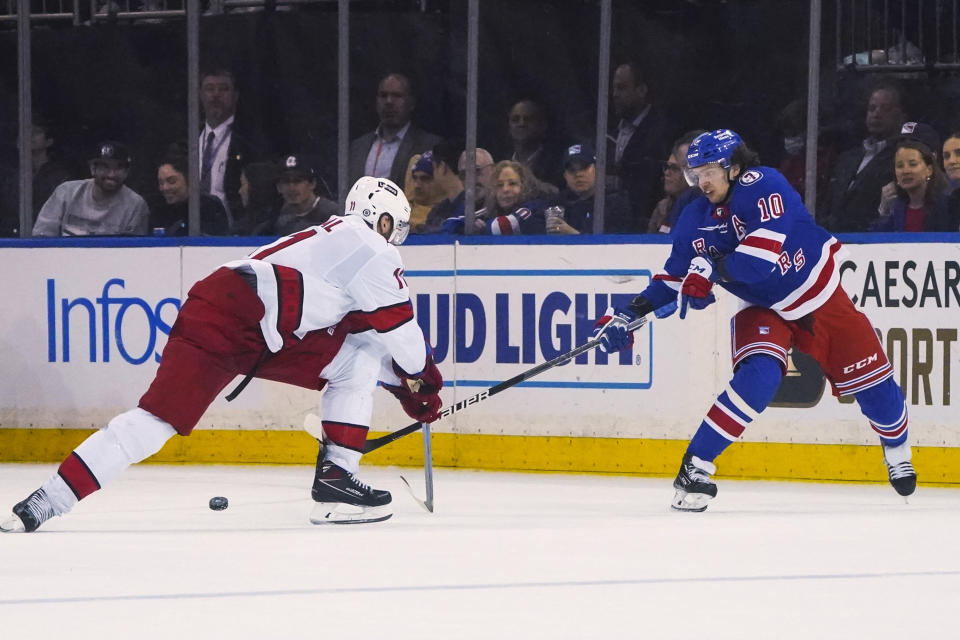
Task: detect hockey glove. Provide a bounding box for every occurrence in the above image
[679,255,718,319]
[382,382,443,423]
[591,306,636,353]
[392,353,444,397]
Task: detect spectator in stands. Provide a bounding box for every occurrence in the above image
[475,160,548,235]
[549,143,631,234]
[457,147,496,209]
[253,155,337,236]
[943,132,960,230]
[439,160,546,235]
[420,139,466,234]
[774,99,836,203]
[647,130,705,234]
[0,120,74,236]
[941,131,960,189]
[199,67,267,233]
[610,61,672,232]
[30,121,74,221]
[506,99,564,190]
[33,141,149,237]
[236,161,280,234]
[820,81,905,231]
[872,137,952,231]
[403,151,445,233]
[152,153,229,236]
[348,73,441,189]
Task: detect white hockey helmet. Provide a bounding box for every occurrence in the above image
[344,176,411,245]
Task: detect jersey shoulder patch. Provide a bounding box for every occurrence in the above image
[738,169,764,186]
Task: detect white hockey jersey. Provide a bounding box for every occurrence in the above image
[221,215,427,375]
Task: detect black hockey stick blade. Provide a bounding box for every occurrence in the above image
[363,315,648,453]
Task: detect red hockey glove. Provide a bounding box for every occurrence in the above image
[382,383,443,423]
[392,353,444,397]
[679,255,717,319]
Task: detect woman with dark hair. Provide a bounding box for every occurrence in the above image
[942,132,960,231]
[152,154,230,236]
[872,139,952,231]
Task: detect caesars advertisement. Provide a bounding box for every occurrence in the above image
[0,239,957,448]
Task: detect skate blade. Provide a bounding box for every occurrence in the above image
[0,514,26,533]
[671,489,712,512]
[309,502,392,525]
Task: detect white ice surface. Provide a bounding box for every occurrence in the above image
[1,463,958,639]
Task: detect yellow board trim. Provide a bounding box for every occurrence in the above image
[1,428,958,486]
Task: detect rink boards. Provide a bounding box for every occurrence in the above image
[0,234,957,484]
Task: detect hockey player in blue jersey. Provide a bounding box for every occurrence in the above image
[594,129,915,511]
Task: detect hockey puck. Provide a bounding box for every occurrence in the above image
[209,496,229,511]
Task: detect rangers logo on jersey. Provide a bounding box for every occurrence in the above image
[739,170,763,185]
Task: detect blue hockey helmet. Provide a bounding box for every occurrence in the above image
[686,129,743,169]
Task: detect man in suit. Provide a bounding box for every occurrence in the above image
[819,81,905,232]
[348,73,441,189]
[506,99,564,190]
[610,61,672,232]
[199,68,268,233]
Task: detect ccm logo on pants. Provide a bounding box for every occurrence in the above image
[842,353,879,375]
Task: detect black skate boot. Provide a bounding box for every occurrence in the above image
[310,460,392,524]
[0,488,55,533]
[671,453,718,512]
[883,443,917,498]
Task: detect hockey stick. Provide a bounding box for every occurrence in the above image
[363,314,649,454]
[400,421,434,512]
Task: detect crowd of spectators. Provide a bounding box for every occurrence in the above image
[3,66,959,240]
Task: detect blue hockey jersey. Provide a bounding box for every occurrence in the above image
[640,166,842,320]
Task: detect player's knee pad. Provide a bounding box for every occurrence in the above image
[108,408,177,462]
[730,354,784,414]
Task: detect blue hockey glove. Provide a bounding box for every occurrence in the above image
[679,255,718,319]
[591,306,637,353]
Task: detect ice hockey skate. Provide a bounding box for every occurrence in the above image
[882,442,917,498]
[671,453,718,512]
[0,488,55,533]
[310,460,392,524]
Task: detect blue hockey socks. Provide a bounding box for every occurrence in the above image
[854,377,908,447]
[687,355,783,462]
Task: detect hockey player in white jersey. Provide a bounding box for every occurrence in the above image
[1,177,443,532]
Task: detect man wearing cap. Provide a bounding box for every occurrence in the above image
[549,143,631,234]
[32,141,149,237]
[420,139,467,233]
[254,155,337,236]
[403,150,444,232]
